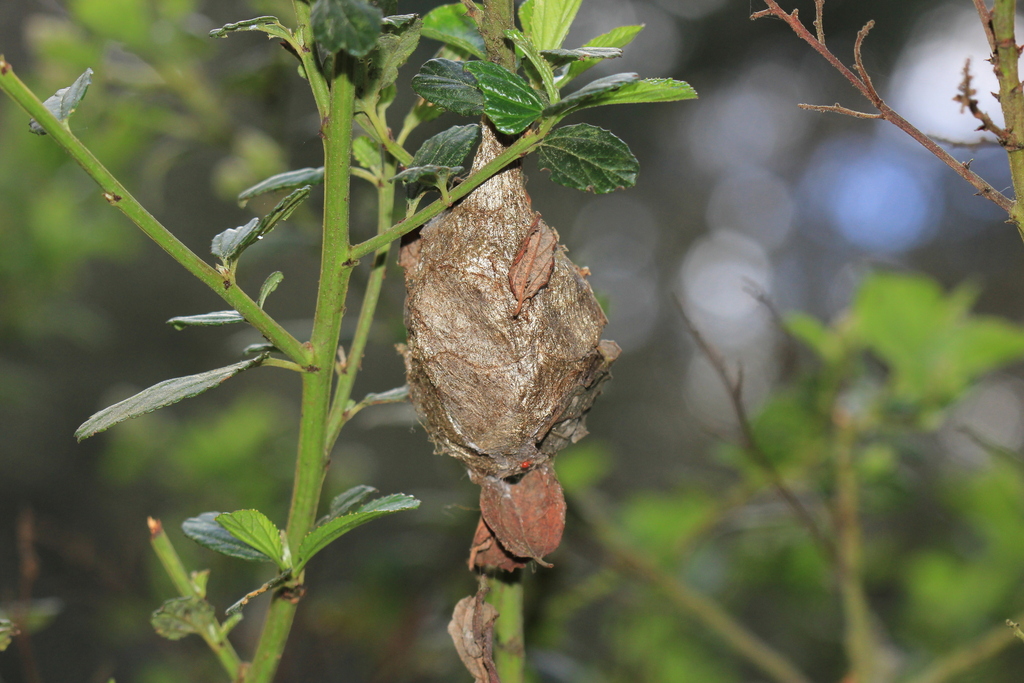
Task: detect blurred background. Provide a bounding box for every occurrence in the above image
[5,0,1024,681]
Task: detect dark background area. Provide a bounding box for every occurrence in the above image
[5,1,1024,681]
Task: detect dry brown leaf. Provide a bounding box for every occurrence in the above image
[469,516,528,572]
[507,214,557,318]
[448,587,500,683]
[479,465,566,565]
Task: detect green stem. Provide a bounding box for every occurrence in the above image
[991,0,1024,235]
[244,54,357,683]
[326,164,397,448]
[486,572,526,683]
[350,126,548,260]
[834,416,874,683]
[148,518,241,680]
[290,0,331,118]
[0,59,309,367]
[361,108,414,166]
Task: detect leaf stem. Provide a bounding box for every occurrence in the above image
[148,518,241,680]
[0,59,309,366]
[290,1,331,118]
[245,53,358,683]
[486,571,526,683]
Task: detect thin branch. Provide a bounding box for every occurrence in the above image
[798,103,882,119]
[751,0,1014,214]
[902,614,1024,683]
[954,58,1009,140]
[853,21,879,102]
[575,494,814,683]
[674,298,837,564]
[813,0,825,44]
[973,0,996,52]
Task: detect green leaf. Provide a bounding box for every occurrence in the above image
[237,167,324,207]
[353,136,382,172]
[405,123,480,197]
[464,60,544,134]
[393,164,462,188]
[411,59,484,116]
[243,342,277,355]
[544,72,639,116]
[209,16,287,39]
[555,442,612,494]
[151,596,215,641]
[311,0,383,57]
[29,68,93,135]
[541,46,622,68]
[75,355,267,441]
[522,0,582,51]
[327,485,379,518]
[0,619,18,652]
[216,510,289,570]
[382,13,416,29]
[564,25,644,84]
[182,512,274,562]
[421,3,486,59]
[166,311,245,330]
[786,312,842,364]
[213,185,311,263]
[506,28,558,97]
[295,492,420,572]
[537,123,638,193]
[357,13,422,104]
[576,77,697,108]
[258,271,284,308]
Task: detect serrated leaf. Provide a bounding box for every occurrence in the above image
[216,510,288,570]
[411,59,484,116]
[544,72,639,116]
[151,596,215,641]
[564,25,644,84]
[213,186,311,263]
[523,0,581,51]
[75,355,267,441]
[209,16,286,39]
[258,271,284,308]
[358,14,422,104]
[353,136,381,171]
[0,619,18,652]
[182,512,274,562]
[577,77,697,108]
[29,68,93,135]
[464,61,544,134]
[295,492,420,572]
[166,311,245,330]
[537,123,638,193]
[328,485,379,518]
[412,123,481,167]
[311,0,383,57]
[541,46,621,68]
[393,164,462,187]
[421,3,486,59]
[237,167,324,206]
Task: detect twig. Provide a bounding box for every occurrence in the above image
[973,0,996,52]
[901,614,1024,683]
[575,493,813,683]
[798,103,881,119]
[674,298,837,563]
[813,0,825,44]
[751,0,1014,213]
[953,58,1009,141]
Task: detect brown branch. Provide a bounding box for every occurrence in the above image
[813,0,825,44]
[798,103,882,119]
[752,0,1014,214]
[674,298,837,564]
[853,21,879,102]
[973,0,997,53]
[954,58,1010,140]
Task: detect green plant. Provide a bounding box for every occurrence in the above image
[0,1,694,681]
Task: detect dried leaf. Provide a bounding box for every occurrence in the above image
[448,588,500,683]
[478,465,566,564]
[468,516,527,572]
[508,214,558,317]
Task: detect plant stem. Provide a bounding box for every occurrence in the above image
[290,0,331,118]
[245,54,357,683]
[833,413,874,683]
[326,163,397,448]
[148,518,241,679]
[486,571,526,683]
[990,0,1024,233]
[0,59,309,366]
